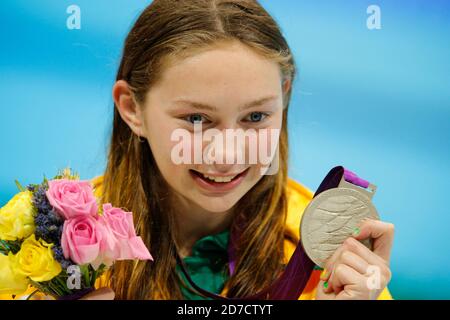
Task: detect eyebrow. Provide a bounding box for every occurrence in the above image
[172,95,279,112]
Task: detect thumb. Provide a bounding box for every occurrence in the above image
[353,219,395,263]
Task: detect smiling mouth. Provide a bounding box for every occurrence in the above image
[189,168,250,183]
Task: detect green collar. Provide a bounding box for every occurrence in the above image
[176,229,230,299]
[189,229,229,257]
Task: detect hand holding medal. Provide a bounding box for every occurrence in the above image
[299,166,394,300]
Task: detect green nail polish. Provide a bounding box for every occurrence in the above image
[323,281,328,289]
[353,227,360,236]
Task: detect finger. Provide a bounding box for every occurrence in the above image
[321,235,378,283]
[339,250,371,275]
[353,219,395,263]
[316,280,337,300]
[342,237,389,268]
[321,246,370,293]
[328,263,365,295]
[320,244,346,282]
[79,287,115,300]
[321,237,359,282]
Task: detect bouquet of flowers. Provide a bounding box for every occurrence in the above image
[0,168,153,299]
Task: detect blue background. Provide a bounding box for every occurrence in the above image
[1,0,449,299]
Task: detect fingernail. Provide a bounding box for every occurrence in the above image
[352,227,360,236]
[323,281,329,289]
[320,269,328,280]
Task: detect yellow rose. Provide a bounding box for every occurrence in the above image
[0,253,28,295]
[11,234,62,282]
[0,191,35,241]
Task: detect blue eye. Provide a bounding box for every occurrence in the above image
[245,112,268,123]
[186,114,207,124]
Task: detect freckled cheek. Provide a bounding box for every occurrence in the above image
[249,129,280,166]
[166,139,191,172]
[242,128,280,181]
[147,127,186,176]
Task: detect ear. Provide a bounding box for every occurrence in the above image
[282,78,292,95]
[112,80,146,137]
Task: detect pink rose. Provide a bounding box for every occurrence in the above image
[101,204,153,261]
[61,215,111,268]
[46,179,98,219]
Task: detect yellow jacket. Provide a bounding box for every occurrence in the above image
[0,176,392,300]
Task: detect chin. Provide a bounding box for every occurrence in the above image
[193,195,239,213]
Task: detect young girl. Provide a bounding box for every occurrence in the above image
[3,0,394,300]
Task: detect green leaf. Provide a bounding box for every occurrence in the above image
[0,240,10,255]
[14,180,25,192]
[79,264,91,288]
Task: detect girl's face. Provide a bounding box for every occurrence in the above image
[139,42,286,213]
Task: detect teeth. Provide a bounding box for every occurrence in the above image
[201,173,237,183]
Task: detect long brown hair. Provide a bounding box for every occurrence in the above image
[101,0,297,299]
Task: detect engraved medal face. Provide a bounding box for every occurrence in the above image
[300,188,379,268]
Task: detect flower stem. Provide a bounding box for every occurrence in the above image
[26,289,40,300]
[55,275,72,296]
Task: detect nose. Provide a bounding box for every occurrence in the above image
[202,130,247,173]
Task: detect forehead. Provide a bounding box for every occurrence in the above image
[148,42,283,104]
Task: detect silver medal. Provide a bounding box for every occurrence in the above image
[300,184,379,268]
